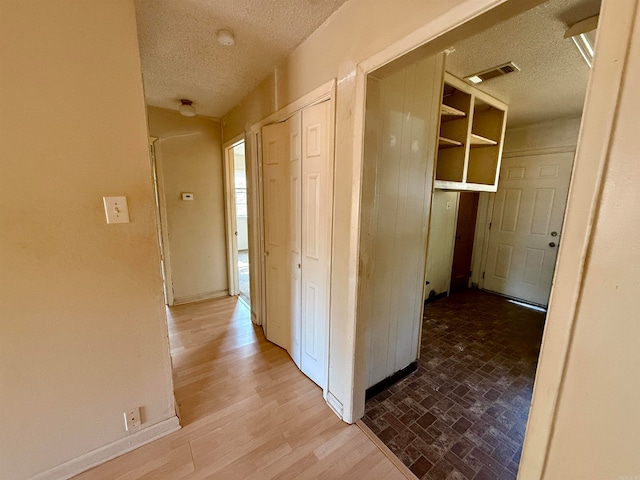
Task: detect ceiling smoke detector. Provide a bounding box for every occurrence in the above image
[217,30,235,46]
[179,99,196,117]
[464,62,521,84]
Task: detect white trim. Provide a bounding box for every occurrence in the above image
[325,391,344,420]
[358,0,512,74]
[250,130,264,326]
[223,133,245,150]
[31,416,180,480]
[152,139,175,306]
[222,139,243,297]
[173,289,229,305]
[249,79,336,133]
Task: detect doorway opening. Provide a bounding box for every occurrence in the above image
[149,137,173,306]
[224,139,251,307]
[357,0,597,477]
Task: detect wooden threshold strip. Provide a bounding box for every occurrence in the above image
[356,420,418,480]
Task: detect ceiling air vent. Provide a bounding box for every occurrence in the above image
[464,62,520,84]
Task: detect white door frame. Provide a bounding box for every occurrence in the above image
[149,137,174,307]
[346,1,632,479]
[223,135,245,297]
[249,79,336,397]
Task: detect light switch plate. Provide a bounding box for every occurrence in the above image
[103,196,130,224]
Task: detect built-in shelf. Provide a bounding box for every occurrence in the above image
[435,72,508,192]
[438,136,463,148]
[469,133,498,146]
[440,104,466,119]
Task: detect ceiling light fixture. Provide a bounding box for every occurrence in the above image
[565,15,599,68]
[179,99,196,117]
[217,30,235,46]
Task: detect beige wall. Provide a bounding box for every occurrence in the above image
[0,2,176,479]
[147,107,227,304]
[503,116,582,154]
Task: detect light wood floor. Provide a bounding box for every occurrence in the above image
[74,296,407,479]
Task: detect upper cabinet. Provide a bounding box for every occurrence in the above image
[435,73,508,192]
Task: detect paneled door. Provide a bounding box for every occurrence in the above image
[299,101,332,388]
[261,101,332,390]
[261,112,301,353]
[482,152,574,306]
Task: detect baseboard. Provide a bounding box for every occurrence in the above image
[325,391,344,420]
[31,415,181,480]
[356,420,418,480]
[424,291,447,305]
[365,361,418,401]
[173,289,228,305]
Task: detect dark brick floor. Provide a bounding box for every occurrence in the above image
[363,289,546,480]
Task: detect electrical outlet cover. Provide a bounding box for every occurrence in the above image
[124,407,141,432]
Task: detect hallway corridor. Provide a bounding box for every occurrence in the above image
[75,297,406,479]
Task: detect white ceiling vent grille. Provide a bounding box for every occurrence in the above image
[464,62,520,84]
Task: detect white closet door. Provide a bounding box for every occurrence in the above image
[300,101,332,389]
[483,152,574,306]
[289,115,303,368]
[261,112,301,353]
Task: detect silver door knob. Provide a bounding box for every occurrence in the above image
[549,242,556,248]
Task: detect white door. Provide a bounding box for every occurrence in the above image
[261,112,301,352]
[299,101,332,388]
[483,152,574,306]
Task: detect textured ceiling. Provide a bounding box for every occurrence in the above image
[134,0,349,118]
[446,0,600,126]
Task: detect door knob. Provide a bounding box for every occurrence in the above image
[549,242,556,248]
[297,263,301,269]
[265,251,269,256]
[551,231,558,237]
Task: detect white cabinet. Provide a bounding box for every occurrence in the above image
[435,73,508,192]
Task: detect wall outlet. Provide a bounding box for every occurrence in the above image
[123,407,141,432]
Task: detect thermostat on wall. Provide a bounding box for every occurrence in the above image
[182,193,194,201]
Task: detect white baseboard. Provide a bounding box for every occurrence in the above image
[325,391,344,420]
[31,416,180,480]
[173,289,228,305]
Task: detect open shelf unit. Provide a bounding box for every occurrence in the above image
[434,72,508,192]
